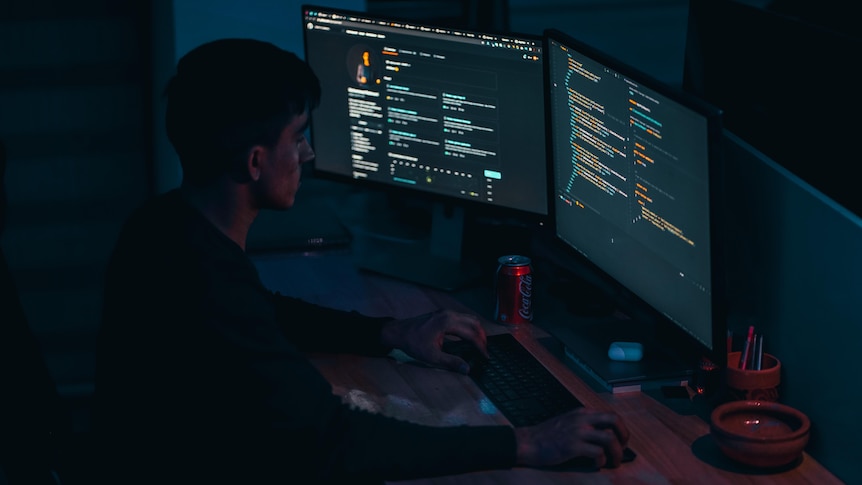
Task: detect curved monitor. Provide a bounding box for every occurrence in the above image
[302,5,548,290]
[544,28,727,374]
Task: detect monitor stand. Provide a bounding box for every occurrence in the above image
[548,276,616,317]
[339,192,482,291]
[543,312,694,393]
[541,272,693,392]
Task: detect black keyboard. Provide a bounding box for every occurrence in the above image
[442,332,583,427]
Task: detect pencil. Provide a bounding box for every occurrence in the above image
[739,325,754,369]
[755,334,764,370]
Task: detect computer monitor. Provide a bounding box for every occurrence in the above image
[683,0,862,218]
[301,5,549,290]
[543,28,727,382]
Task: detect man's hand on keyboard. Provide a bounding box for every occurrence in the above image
[513,407,631,469]
[380,309,488,374]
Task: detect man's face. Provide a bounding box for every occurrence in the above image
[254,111,314,210]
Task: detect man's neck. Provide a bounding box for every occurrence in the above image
[180,180,258,251]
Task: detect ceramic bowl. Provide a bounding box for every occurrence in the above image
[710,400,810,468]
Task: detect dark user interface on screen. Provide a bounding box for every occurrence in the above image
[303,7,548,216]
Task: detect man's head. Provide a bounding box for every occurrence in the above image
[164,38,321,192]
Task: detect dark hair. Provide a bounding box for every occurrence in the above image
[164,38,321,186]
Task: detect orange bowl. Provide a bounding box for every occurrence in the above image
[710,400,810,468]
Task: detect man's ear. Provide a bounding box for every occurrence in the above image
[245,145,265,182]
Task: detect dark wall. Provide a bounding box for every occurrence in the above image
[0,1,152,403]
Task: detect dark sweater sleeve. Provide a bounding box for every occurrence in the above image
[322,407,517,482]
[270,291,394,355]
[94,192,518,483]
[205,287,517,482]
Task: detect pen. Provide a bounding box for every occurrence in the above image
[755,334,764,370]
[739,325,754,370]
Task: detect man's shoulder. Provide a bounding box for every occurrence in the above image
[118,190,197,241]
[110,189,196,262]
[126,189,186,227]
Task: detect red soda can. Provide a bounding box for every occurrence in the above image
[494,255,533,324]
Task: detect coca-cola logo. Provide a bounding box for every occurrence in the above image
[518,274,533,320]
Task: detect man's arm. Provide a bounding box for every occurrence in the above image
[270,291,394,355]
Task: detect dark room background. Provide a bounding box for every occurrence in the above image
[0,0,694,411]
[2,1,859,483]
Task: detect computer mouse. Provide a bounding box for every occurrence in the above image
[608,341,643,362]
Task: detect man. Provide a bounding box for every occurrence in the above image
[92,38,629,484]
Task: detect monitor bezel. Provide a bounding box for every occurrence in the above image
[542,27,728,367]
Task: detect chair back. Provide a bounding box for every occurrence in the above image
[0,140,70,484]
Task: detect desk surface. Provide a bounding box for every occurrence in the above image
[253,248,841,485]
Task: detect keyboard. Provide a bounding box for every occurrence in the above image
[443,332,638,466]
[442,332,583,427]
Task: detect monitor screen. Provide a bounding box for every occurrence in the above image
[544,28,726,372]
[301,5,549,290]
[683,0,862,218]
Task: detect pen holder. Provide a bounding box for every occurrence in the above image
[725,351,781,402]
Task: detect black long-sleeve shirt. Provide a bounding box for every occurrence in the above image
[91,190,515,484]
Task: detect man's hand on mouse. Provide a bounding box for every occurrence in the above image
[380,309,488,374]
[514,407,631,468]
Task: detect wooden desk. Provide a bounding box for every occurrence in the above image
[253,249,841,485]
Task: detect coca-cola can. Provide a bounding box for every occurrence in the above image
[494,255,533,324]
